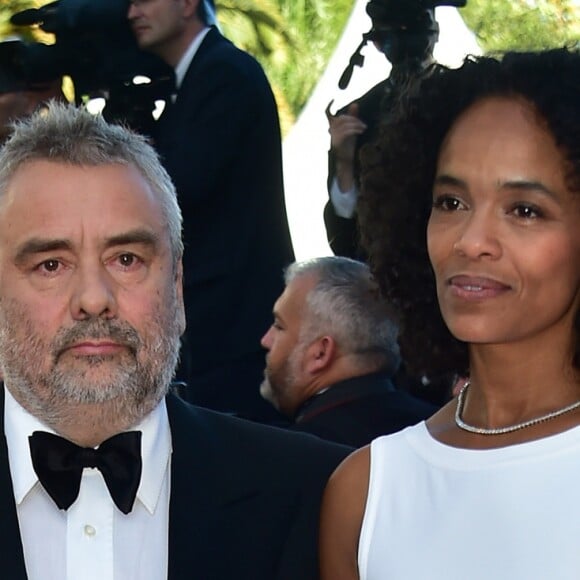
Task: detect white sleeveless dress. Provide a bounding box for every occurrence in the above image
[358,422,580,579]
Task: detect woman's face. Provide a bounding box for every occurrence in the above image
[427,96,580,347]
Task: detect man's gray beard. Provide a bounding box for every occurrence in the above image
[0,299,182,431]
[260,344,304,413]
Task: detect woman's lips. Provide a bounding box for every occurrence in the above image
[447,275,511,300]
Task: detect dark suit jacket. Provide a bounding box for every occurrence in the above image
[153,28,295,373]
[291,372,438,448]
[0,390,350,579]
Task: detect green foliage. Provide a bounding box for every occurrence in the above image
[266,0,354,118]
[460,0,580,52]
[217,0,355,131]
[217,0,292,58]
[0,0,39,39]
[1,0,58,45]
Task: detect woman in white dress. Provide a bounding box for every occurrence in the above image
[320,47,580,580]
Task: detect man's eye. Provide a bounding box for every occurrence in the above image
[31,259,65,278]
[39,259,60,272]
[118,253,138,267]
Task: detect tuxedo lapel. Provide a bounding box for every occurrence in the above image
[156,27,223,133]
[0,388,29,579]
[176,26,223,95]
[166,394,223,578]
[165,395,289,580]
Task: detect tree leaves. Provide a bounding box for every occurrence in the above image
[460,0,579,52]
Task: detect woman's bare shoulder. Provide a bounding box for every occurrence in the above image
[319,446,371,580]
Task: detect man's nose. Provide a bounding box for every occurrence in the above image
[127,2,141,20]
[70,263,117,321]
[261,327,273,350]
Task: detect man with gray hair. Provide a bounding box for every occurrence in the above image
[261,256,437,447]
[0,102,348,579]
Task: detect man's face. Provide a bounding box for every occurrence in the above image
[0,160,185,434]
[371,27,436,66]
[128,0,199,66]
[260,275,316,417]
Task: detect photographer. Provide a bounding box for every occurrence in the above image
[324,0,445,259]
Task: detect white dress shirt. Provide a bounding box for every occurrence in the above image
[174,27,211,90]
[4,386,172,580]
[329,177,358,218]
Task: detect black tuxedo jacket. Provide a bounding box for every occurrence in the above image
[0,390,350,579]
[153,28,295,373]
[291,372,438,448]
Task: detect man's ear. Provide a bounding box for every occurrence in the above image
[175,259,186,336]
[305,335,336,374]
[182,0,199,19]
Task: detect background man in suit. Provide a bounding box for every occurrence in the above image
[260,257,437,447]
[127,0,294,423]
[0,102,348,579]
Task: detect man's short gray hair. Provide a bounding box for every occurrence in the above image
[285,256,401,375]
[0,101,183,263]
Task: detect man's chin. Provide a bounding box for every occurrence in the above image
[51,360,137,398]
[260,377,281,407]
[259,378,271,400]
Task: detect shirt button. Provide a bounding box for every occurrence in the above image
[84,525,96,537]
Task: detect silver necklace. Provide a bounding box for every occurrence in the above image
[455,381,580,435]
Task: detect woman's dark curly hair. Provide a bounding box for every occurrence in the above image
[358,47,580,378]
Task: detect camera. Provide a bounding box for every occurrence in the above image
[366,0,466,31]
[1,0,174,132]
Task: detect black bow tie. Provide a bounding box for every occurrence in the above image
[29,430,142,514]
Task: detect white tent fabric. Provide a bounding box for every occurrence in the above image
[282,2,482,260]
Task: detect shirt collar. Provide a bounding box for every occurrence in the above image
[4,385,172,514]
[174,26,211,89]
[294,372,396,422]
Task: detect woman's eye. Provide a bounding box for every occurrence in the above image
[511,203,543,219]
[432,195,464,211]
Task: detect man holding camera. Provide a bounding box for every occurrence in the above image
[127,0,294,423]
[324,0,443,259]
